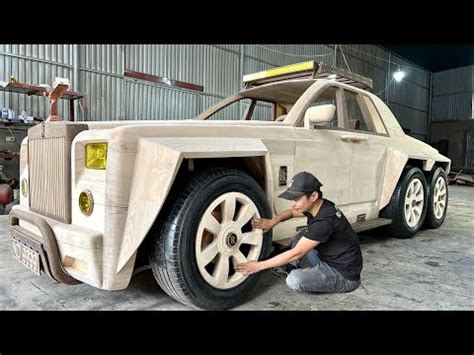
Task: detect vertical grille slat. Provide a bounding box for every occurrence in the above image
[27,122,88,224]
[29,137,71,223]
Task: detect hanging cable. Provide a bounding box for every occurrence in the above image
[337,44,352,71]
[255,44,336,59]
[255,44,427,78]
[374,65,400,96]
[339,44,428,73]
[78,99,85,121]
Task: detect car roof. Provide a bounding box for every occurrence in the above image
[240,79,317,104]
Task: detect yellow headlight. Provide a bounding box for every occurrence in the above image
[86,143,108,170]
[79,190,94,216]
[21,178,28,198]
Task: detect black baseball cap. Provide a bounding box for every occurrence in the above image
[278,171,323,200]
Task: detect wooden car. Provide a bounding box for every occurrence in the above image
[10,61,450,309]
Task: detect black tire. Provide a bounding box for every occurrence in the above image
[381,167,428,238]
[424,167,448,229]
[149,168,272,310]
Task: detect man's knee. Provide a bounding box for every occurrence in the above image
[285,267,335,293]
[318,272,327,282]
[343,280,361,293]
[285,270,302,291]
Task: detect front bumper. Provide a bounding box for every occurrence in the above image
[10,205,103,287]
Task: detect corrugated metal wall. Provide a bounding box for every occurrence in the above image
[1,44,435,141]
[79,45,124,121]
[125,81,201,120]
[245,44,334,68]
[432,65,473,122]
[0,45,72,119]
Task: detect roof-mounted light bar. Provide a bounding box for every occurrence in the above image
[243,61,373,91]
[243,61,315,84]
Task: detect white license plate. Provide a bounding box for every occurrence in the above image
[12,239,41,275]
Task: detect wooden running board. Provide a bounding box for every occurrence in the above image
[351,218,392,233]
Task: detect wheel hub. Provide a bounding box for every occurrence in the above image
[218,223,241,253]
[433,176,447,219]
[226,233,238,247]
[195,192,264,290]
[404,177,425,228]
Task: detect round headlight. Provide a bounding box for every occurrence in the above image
[79,190,94,216]
[21,178,28,198]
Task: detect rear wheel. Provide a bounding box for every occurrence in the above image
[381,167,428,238]
[424,167,448,229]
[149,168,272,310]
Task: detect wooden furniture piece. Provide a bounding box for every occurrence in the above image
[0,82,87,121]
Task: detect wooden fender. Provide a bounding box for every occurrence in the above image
[378,147,409,210]
[116,137,268,272]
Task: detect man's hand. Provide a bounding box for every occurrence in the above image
[235,261,262,276]
[251,217,277,232]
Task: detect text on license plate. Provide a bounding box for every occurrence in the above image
[12,239,41,275]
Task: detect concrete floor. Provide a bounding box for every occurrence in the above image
[1,185,472,310]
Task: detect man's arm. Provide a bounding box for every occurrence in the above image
[252,208,305,231]
[235,237,320,275]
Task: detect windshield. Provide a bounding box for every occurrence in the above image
[194,79,316,121]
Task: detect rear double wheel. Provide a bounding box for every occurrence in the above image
[382,167,428,238]
[424,167,448,229]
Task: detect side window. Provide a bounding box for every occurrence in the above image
[360,95,387,134]
[208,99,274,121]
[300,86,338,128]
[207,99,251,120]
[344,90,387,134]
[344,90,372,132]
[246,100,274,121]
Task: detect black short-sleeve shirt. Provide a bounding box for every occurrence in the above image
[302,199,363,281]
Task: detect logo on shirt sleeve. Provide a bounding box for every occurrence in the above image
[296,225,308,232]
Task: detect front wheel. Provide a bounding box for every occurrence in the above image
[149,168,272,310]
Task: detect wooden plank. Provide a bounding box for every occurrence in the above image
[0,120,37,127]
[0,153,19,159]
[124,69,204,92]
[0,82,84,100]
[456,173,474,184]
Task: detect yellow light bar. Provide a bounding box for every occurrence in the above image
[243,60,315,83]
[86,143,108,170]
